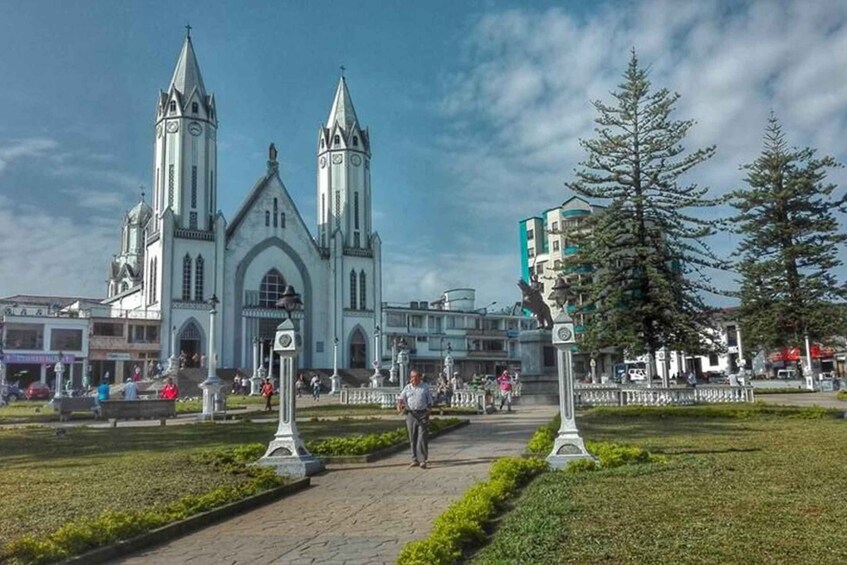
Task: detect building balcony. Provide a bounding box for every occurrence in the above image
[467,350,507,358]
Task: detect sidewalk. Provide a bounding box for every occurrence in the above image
[116,405,557,565]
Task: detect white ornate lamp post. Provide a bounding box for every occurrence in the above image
[590,355,597,384]
[804,330,815,391]
[258,285,325,478]
[397,338,409,390]
[167,324,179,374]
[331,337,342,394]
[250,336,262,395]
[370,324,383,388]
[444,342,454,381]
[53,352,65,401]
[388,337,398,384]
[199,294,223,420]
[546,277,593,470]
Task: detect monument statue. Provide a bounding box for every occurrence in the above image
[518,275,554,329]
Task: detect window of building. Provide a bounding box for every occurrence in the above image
[168,165,174,208]
[93,322,123,337]
[553,240,560,252]
[192,102,198,113]
[194,255,204,301]
[169,101,176,113]
[191,166,197,208]
[210,172,215,213]
[51,329,83,351]
[354,232,360,247]
[333,135,340,145]
[552,221,559,232]
[273,198,278,227]
[182,254,192,300]
[726,325,738,347]
[335,192,341,226]
[128,325,159,344]
[259,269,286,307]
[353,136,359,146]
[5,324,44,350]
[386,312,406,327]
[359,271,366,310]
[527,229,534,240]
[316,341,324,353]
[354,193,360,229]
[265,211,270,226]
[536,263,545,275]
[350,270,357,309]
[189,212,197,229]
[321,139,325,148]
[409,315,423,328]
[152,259,158,304]
[709,353,719,366]
[528,248,535,258]
[280,213,285,228]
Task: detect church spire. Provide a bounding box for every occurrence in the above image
[326,72,358,130]
[169,30,207,98]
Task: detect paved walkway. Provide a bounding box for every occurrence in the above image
[756,391,846,410]
[116,405,557,565]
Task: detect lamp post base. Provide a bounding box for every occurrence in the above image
[198,380,224,421]
[546,432,594,470]
[250,376,262,396]
[257,438,325,478]
[370,373,384,388]
[330,373,342,394]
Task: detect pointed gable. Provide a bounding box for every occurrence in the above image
[326,76,358,130]
[169,34,207,99]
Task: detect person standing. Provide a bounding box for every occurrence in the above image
[261,378,274,411]
[310,374,321,401]
[396,370,433,469]
[497,370,514,412]
[122,378,139,400]
[160,377,179,400]
[97,379,110,402]
[687,371,697,388]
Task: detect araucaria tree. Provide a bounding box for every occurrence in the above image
[730,114,847,352]
[565,51,725,367]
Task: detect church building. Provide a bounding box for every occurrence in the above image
[105,31,383,372]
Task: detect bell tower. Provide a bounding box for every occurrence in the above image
[316,73,372,249]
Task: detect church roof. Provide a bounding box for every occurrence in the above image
[326,76,358,130]
[169,33,207,98]
[127,198,152,224]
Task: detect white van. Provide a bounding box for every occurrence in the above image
[776,369,797,379]
[627,368,647,381]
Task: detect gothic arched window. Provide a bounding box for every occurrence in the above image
[273,198,278,228]
[192,102,199,113]
[359,271,367,310]
[350,270,357,310]
[259,269,286,308]
[265,211,270,227]
[280,213,286,228]
[194,255,204,301]
[169,101,176,113]
[333,135,340,146]
[182,254,192,300]
[353,136,359,146]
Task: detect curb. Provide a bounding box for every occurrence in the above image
[61,478,311,564]
[319,419,471,464]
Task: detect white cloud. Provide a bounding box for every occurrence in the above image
[0,138,59,174]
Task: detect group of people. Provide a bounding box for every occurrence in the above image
[295,374,323,400]
[231,375,253,395]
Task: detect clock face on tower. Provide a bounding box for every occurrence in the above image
[331,154,343,165]
[351,154,362,166]
[166,121,179,134]
[278,334,292,348]
[188,122,203,136]
[319,156,327,168]
[557,326,573,341]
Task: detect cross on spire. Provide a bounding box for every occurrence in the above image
[340,65,346,78]
[185,23,192,38]
[139,185,145,203]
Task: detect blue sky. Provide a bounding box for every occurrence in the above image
[0,0,846,309]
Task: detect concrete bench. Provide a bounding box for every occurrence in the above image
[53,397,98,421]
[99,399,177,423]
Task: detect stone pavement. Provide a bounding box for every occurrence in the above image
[116,405,557,565]
[755,391,846,410]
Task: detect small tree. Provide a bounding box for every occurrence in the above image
[564,51,726,370]
[730,114,847,352]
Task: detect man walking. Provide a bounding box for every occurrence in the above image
[497,370,514,412]
[397,370,433,469]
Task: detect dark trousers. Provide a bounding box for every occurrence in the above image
[405,410,429,463]
[264,395,272,411]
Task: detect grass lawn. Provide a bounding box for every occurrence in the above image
[472,406,847,564]
[0,417,404,548]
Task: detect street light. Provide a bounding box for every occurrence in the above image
[444,342,454,382]
[53,352,65,401]
[397,337,409,389]
[258,284,324,478]
[250,336,262,395]
[331,336,341,393]
[546,277,593,470]
[199,294,223,420]
[370,324,383,388]
[388,336,398,384]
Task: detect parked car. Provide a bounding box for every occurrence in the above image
[1,382,23,403]
[627,368,647,381]
[24,381,52,400]
[776,369,797,380]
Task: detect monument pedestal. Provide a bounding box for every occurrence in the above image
[518,329,559,404]
[257,439,325,478]
[547,432,593,469]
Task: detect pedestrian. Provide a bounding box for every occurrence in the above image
[296,374,305,398]
[396,370,433,469]
[133,364,142,382]
[97,378,110,402]
[160,376,179,400]
[232,375,241,395]
[261,378,274,411]
[450,371,462,391]
[122,378,138,400]
[497,370,514,412]
[687,371,697,388]
[310,374,321,401]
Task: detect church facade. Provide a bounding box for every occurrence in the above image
[105,32,382,372]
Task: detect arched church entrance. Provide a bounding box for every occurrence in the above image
[349,329,366,369]
[179,321,202,368]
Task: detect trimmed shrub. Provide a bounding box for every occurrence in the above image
[305,418,460,456]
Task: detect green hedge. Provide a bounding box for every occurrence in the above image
[305,418,460,456]
[1,445,286,565]
[396,457,548,565]
[837,390,847,402]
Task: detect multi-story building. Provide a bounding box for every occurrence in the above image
[381,289,534,379]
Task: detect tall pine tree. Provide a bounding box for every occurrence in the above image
[564,51,725,368]
[730,114,847,352]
